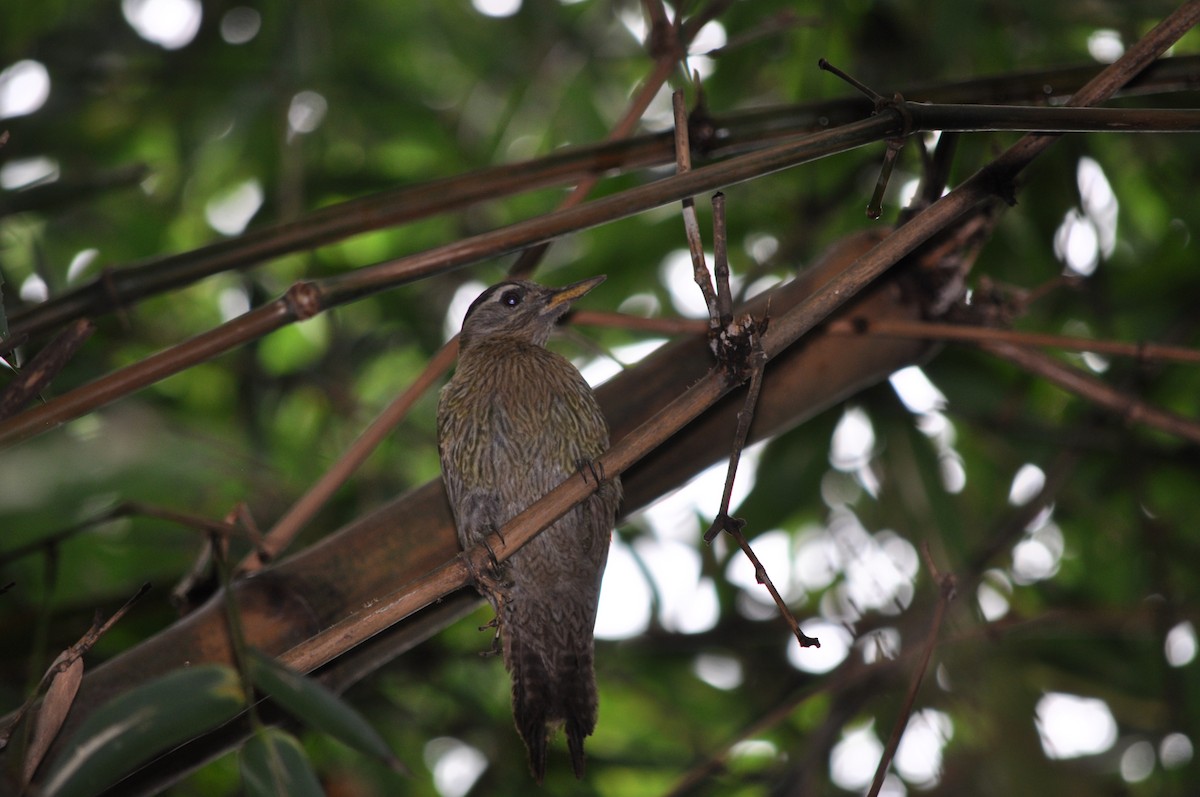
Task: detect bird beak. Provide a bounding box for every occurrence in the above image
[541,275,606,315]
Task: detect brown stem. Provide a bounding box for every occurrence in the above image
[508,47,680,279]
[0,319,94,421]
[673,89,720,330]
[569,309,708,335]
[239,340,459,573]
[981,340,1200,446]
[0,501,241,567]
[866,546,956,797]
[711,192,733,329]
[6,56,1199,345]
[829,318,1200,365]
[703,354,764,547]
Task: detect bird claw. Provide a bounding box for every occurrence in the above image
[481,535,502,568]
[477,616,504,656]
[464,534,510,604]
[576,458,605,485]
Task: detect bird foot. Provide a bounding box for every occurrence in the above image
[477,616,504,656]
[463,535,510,606]
[576,458,605,485]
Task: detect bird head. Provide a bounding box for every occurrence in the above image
[458,276,605,348]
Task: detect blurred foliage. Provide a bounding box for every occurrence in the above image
[3,0,1200,795]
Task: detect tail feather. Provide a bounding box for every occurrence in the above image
[510,634,551,782]
[508,632,598,781]
[565,713,588,779]
[563,650,596,778]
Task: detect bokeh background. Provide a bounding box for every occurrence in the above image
[3,1,1200,795]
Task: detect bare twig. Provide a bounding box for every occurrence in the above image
[732,527,820,644]
[818,58,887,104]
[672,89,720,330]
[0,501,241,567]
[866,545,956,797]
[6,57,1200,345]
[0,319,94,421]
[829,317,1200,365]
[711,192,733,329]
[1,583,150,754]
[239,340,459,573]
[568,309,708,335]
[981,340,1200,446]
[508,11,683,279]
[672,128,807,641]
[703,356,766,548]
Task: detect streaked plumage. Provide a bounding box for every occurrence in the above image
[437,277,620,782]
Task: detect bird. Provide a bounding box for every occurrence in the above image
[437,275,621,782]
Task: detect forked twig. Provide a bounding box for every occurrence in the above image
[819,58,913,218]
[674,88,816,648]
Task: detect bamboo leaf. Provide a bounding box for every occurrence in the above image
[240,727,323,797]
[40,665,245,797]
[248,649,405,772]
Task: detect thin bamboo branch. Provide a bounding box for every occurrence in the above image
[279,42,1197,671]
[0,287,311,446]
[0,319,93,420]
[237,340,460,573]
[866,548,956,797]
[569,309,708,335]
[508,27,682,279]
[6,57,1200,343]
[672,89,720,330]
[981,340,1200,446]
[0,501,242,566]
[0,112,901,447]
[8,94,1200,446]
[827,318,1200,365]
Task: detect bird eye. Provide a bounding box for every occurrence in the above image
[500,288,522,307]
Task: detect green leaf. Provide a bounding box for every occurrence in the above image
[247,650,404,771]
[40,664,246,797]
[240,727,324,797]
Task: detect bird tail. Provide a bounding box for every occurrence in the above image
[507,628,597,782]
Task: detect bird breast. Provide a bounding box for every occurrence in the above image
[440,340,608,499]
